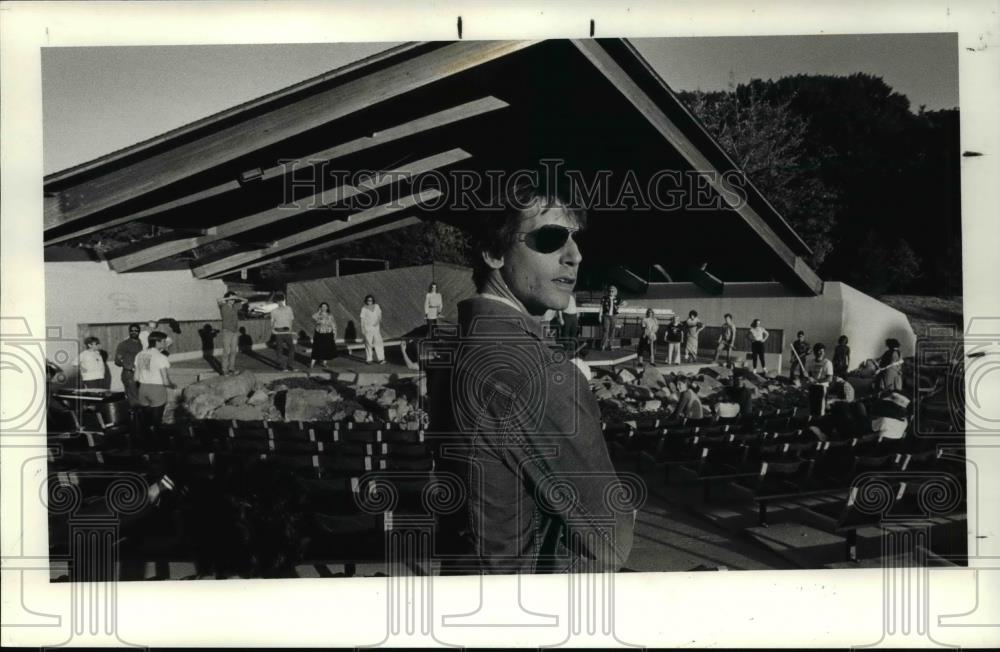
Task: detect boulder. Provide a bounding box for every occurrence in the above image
[638,365,667,388]
[641,399,662,412]
[356,372,391,387]
[212,404,266,421]
[376,388,397,406]
[285,389,335,422]
[186,392,227,419]
[227,393,248,406]
[247,389,270,406]
[625,384,654,401]
[609,383,627,398]
[696,375,723,394]
[183,372,258,403]
[594,386,614,401]
[616,369,636,384]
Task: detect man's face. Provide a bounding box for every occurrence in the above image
[497,205,582,315]
[609,286,617,297]
[129,328,140,339]
[815,349,825,360]
[797,334,805,341]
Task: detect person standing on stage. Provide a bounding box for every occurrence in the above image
[638,308,659,364]
[269,292,296,371]
[217,291,247,376]
[599,285,626,351]
[713,313,736,366]
[747,318,769,373]
[424,282,444,332]
[682,310,704,363]
[309,301,337,372]
[664,314,683,365]
[360,294,386,365]
[114,324,143,405]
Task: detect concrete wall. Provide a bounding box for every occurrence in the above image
[45,261,228,388]
[604,281,915,374]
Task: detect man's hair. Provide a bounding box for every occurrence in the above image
[838,335,849,345]
[797,330,805,337]
[723,313,733,320]
[885,338,900,349]
[274,292,286,302]
[689,310,698,318]
[147,331,168,348]
[83,336,100,347]
[813,343,826,355]
[467,178,586,291]
[224,291,236,298]
[128,323,141,331]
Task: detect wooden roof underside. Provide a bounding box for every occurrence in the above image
[43,39,822,295]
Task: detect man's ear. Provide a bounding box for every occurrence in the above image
[481,249,504,271]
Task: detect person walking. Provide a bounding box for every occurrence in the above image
[664,315,683,365]
[747,318,769,373]
[424,282,444,332]
[269,292,296,371]
[114,324,143,405]
[713,313,736,366]
[682,310,704,363]
[599,285,626,351]
[217,291,247,376]
[309,302,337,372]
[360,294,386,364]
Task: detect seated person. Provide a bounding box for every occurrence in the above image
[673,379,704,420]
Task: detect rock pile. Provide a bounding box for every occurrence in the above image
[590,364,811,422]
[179,372,427,428]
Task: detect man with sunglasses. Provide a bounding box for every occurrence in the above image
[429,182,635,575]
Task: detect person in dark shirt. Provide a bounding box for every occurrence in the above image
[790,330,810,382]
[429,180,635,574]
[664,315,683,365]
[114,324,143,405]
[833,335,851,379]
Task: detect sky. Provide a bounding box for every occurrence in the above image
[41,34,958,176]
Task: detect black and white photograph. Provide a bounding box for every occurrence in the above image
[2,1,998,649]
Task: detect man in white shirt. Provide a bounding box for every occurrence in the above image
[269,292,296,371]
[806,343,834,416]
[135,331,176,437]
[78,336,106,389]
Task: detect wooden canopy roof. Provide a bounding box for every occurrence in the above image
[43,39,823,295]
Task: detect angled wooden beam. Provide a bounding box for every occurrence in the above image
[571,39,823,296]
[203,216,423,280]
[45,181,241,246]
[689,264,724,295]
[107,148,471,272]
[44,96,508,246]
[44,41,536,231]
[193,190,439,278]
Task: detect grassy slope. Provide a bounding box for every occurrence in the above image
[879,295,963,338]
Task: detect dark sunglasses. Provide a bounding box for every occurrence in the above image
[515,225,583,254]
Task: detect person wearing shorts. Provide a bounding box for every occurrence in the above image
[135,331,176,440]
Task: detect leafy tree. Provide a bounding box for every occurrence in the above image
[678,85,839,268]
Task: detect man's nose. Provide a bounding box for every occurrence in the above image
[561,236,582,266]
